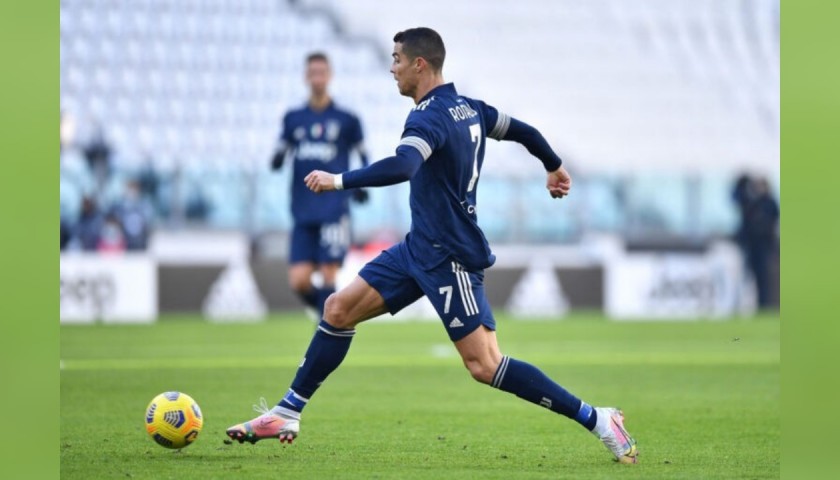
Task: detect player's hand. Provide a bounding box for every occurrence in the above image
[546,166,572,199]
[270,150,285,171]
[351,189,369,204]
[304,170,336,193]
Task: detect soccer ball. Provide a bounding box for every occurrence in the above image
[144,391,203,449]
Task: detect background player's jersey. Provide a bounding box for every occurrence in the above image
[398,83,510,271]
[280,102,364,224]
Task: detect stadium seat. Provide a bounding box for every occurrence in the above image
[60,0,778,241]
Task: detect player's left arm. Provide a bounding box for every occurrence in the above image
[350,115,371,203]
[270,112,295,171]
[479,101,571,198]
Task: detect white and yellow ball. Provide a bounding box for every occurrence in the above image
[144,392,203,449]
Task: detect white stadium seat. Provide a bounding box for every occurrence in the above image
[60,0,778,239]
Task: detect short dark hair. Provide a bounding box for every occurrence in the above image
[306,52,329,65]
[393,28,446,72]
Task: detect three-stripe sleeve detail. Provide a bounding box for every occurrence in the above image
[399,136,433,160]
[488,112,511,140]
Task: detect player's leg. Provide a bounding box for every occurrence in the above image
[226,243,424,445]
[309,215,351,316]
[454,326,637,463]
[280,243,423,410]
[225,275,385,445]
[288,224,321,316]
[288,262,318,314]
[417,262,591,419]
[454,325,594,421]
[278,275,389,410]
[749,245,771,308]
[313,261,341,319]
[418,261,638,463]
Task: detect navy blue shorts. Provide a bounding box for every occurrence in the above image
[289,216,350,265]
[358,241,496,342]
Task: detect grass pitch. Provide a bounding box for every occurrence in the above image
[60,313,779,479]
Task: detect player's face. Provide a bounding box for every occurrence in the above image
[306,60,331,96]
[390,43,417,99]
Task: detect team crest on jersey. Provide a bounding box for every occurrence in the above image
[326,120,341,141]
[310,123,323,139]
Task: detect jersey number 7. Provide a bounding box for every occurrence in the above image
[467,123,481,192]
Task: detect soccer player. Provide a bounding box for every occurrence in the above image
[270,52,370,318]
[228,28,638,464]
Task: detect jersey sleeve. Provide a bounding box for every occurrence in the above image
[474,100,511,141]
[349,115,364,145]
[471,98,562,171]
[397,108,446,161]
[349,114,369,167]
[279,112,294,147]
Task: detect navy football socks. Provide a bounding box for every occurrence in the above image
[492,356,597,431]
[276,332,599,431]
[278,320,355,414]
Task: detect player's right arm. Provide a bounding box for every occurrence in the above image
[270,113,294,171]
[477,101,571,198]
[304,147,423,193]
[304,109,441,193]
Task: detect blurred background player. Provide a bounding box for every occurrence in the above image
[227,28,638,465]
[269,52,370,319]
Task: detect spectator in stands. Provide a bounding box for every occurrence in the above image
[269,52,370,319]
[110,179,153,250]
[75,196,105,251]
[137,158,168,218]
[742,176,779,309]
[731,172,753,251]
[185,183,211,222]
[97,214,127,254]
[82,122,113,193]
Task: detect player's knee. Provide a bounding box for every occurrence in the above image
[323,293,353,329]
[288,272,311,293]
[463,358,496,385]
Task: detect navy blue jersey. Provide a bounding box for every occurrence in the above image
[280,102,364,224]
[396,83,510,271]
